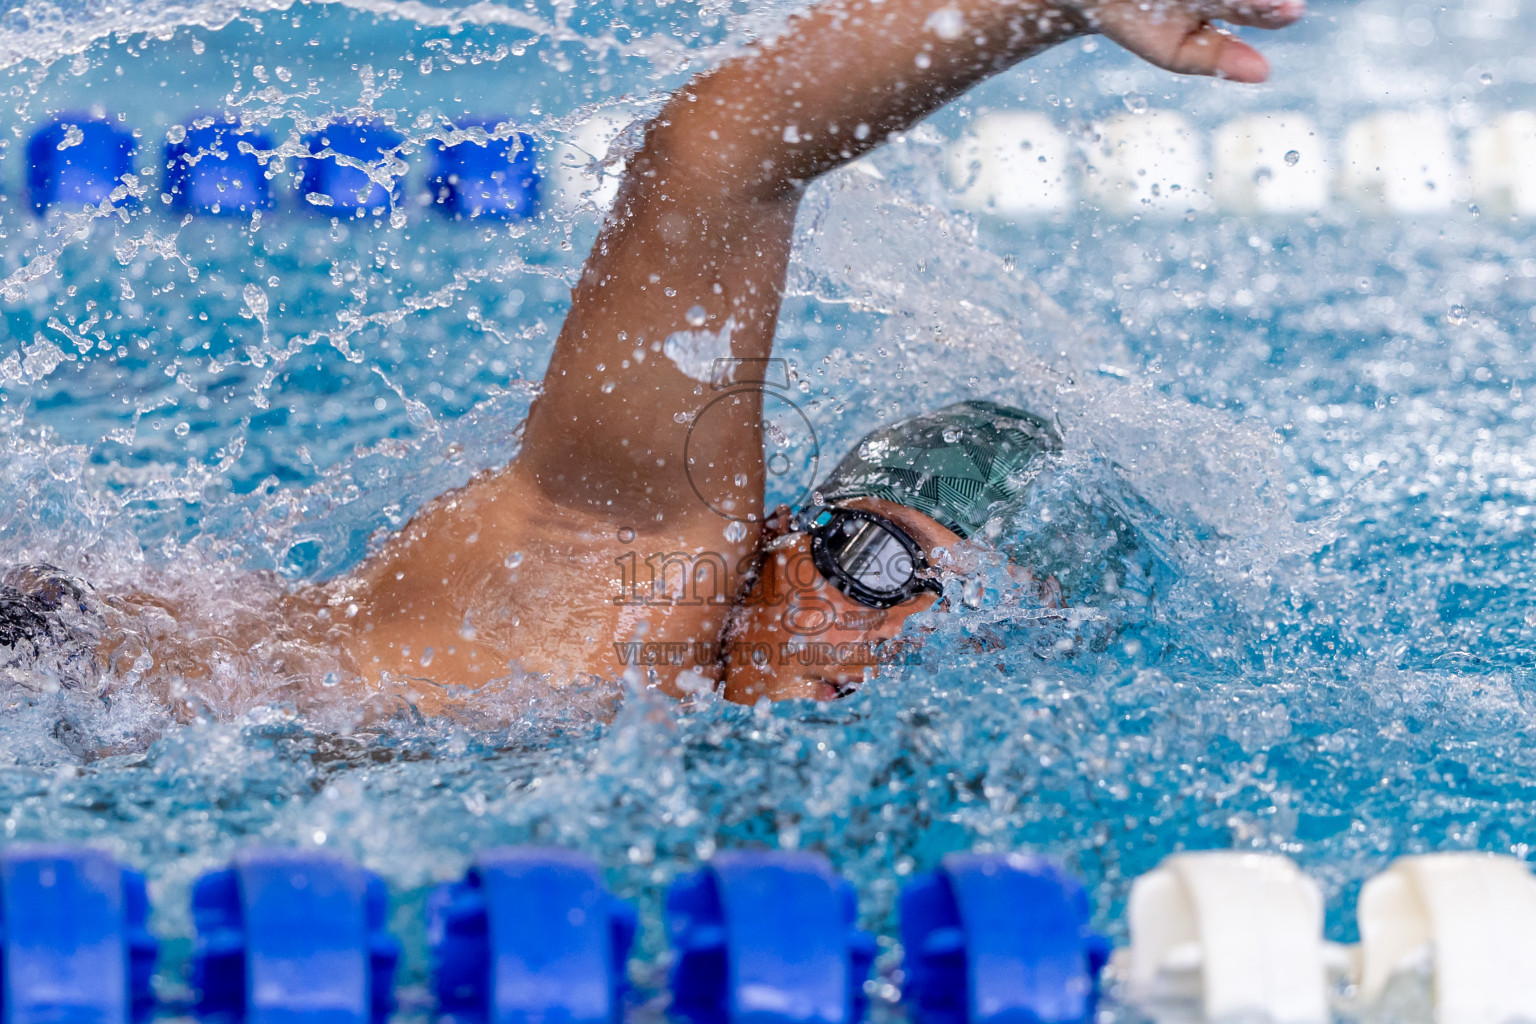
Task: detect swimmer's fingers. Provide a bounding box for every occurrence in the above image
[1075,0,1305,31]
[1082,0,1304,84]
[1198,0,1308,30]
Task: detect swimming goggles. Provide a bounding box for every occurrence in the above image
[791,505,943,610]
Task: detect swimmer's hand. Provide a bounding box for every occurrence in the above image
[1063,0,1305,83]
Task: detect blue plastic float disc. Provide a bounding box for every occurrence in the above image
[26,117,136,214]
[0,845,157,1024]
[190,849,398,1024]
[666,850,876,1024]
[164,118,273,216]
[427,847,635,1024]
[299,122,404,214]
[900,853,1107,1024]
[429,120,539,220]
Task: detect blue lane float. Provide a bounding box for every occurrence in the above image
[299,121,405,214]
[164,118,274,216]
[901,854,1107,1024]
[428,848,636,1024]
[667,850,877,1024]
[26,117,136,214]
[429,120,539,220]
[0,846,157,1024]
[190,849,399,1024]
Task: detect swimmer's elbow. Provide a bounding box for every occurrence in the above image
[635,78,805,204]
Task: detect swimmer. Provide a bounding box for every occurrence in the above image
[4,0,1304,711]
[335,0,1303,707]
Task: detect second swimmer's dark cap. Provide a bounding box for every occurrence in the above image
[817,399,1060,539]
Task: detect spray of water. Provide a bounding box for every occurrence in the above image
[1,0,1534,1017]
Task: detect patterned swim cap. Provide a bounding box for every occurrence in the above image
[818,400,1060,539]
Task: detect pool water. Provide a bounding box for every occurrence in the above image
[2,0,1535,1017]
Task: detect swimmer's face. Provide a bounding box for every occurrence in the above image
[722,497,959,703]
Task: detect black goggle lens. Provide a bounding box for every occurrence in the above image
[824,517,917,596]
[799,506,940,609]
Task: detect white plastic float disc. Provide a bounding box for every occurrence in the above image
[1358,852,1536,1024]
[1128,851,1328,1024]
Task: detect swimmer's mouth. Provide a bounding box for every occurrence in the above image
[810,676,862,702]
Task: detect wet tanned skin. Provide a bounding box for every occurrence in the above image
[332,0,1304,705]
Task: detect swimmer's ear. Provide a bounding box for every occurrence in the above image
[763,504,795,539]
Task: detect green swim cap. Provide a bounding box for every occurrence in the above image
[818,400,1060,539]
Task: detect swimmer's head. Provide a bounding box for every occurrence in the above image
[816,400,1060,539]
[724,401,1060,703]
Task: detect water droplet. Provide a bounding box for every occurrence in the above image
[942,428,962,443]
[322,672,340,688]
[913,52,932,70]
[1122,93,1149,115]
[734,472,749,487]
[1284,150,1301,166]
[166,124,187,145]
[685,304,708,327]
[924,7,964,40]
[1448,304,1469,325]
[242,283,268,322]
[724,521,748,543]
[858,439,890,461]
[504,551,524,570]
[174,421,190,437]
[600,380,616,394]
[420,647,435,667]
[1481,72,1494,85]
[1253,167,1274,186]
[617,527,636,543]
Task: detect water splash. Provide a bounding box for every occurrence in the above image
[1,2,1534,1019]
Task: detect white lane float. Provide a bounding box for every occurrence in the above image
[1339,108,1463,215]
[550,108,638,213]
[1470,111,1536,217]
[1213,113,1331,215]
[945,106,1536,219]
[1122,851,1335,1024]
[1081,111,1209,217]
[948,111,1074,215]
[1358,853,1536,1024]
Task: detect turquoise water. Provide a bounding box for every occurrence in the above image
[2,0,1534,1017]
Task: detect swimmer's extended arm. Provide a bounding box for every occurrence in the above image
[517,0,1304,535]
